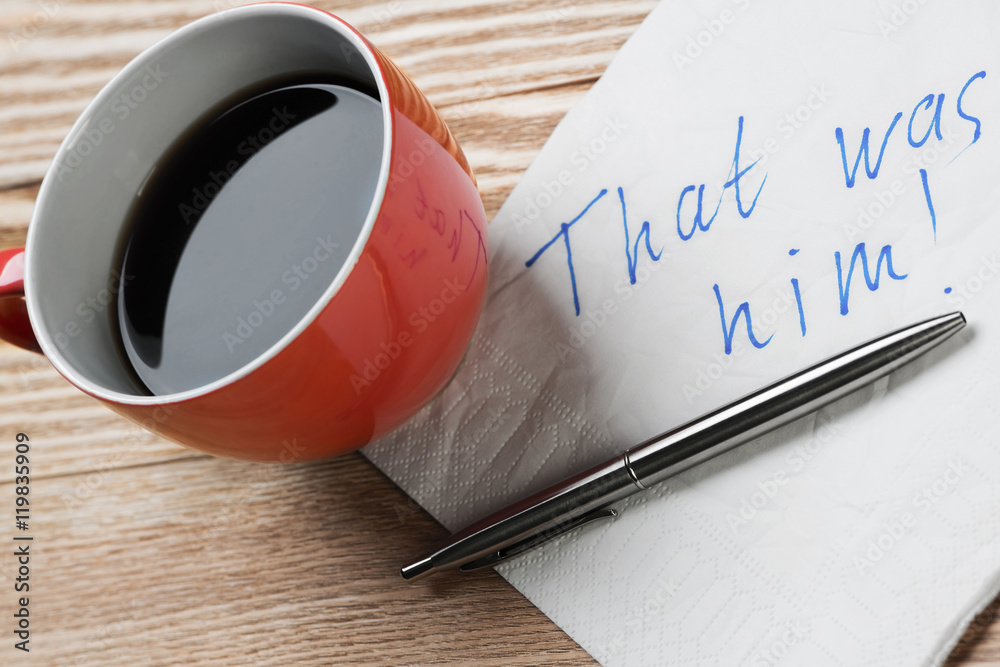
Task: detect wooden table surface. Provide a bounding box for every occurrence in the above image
[1,0,998,664]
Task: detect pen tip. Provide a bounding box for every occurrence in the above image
[400,556,435,581]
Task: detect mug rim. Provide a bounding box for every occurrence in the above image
[24,2,395,406]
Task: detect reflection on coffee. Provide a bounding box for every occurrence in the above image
[115,78,384,395]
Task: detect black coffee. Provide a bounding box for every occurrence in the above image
[115,77,384,395]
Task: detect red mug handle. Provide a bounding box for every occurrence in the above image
[0,248,41,354]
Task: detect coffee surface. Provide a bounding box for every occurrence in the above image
[116,80,384,395]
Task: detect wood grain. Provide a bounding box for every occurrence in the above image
[0,0,997,664]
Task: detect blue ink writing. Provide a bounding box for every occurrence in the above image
[525,189,608,316]
[788,248,805,336]
[676,185,717,241]
[907,93,945,148]
[953,69,987,162]
[713,284,774,354]
[919,168,937,243]
[791,278,806,336]
[676,115,767,240]
[835,112,902,188]
[835,243,908,315]
[726,115,768,219]
[833,70,987,245]
[618,187,662,284]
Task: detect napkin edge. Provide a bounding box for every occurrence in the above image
[928,568,1000,666]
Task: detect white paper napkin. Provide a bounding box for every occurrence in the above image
[364,1,1000,664]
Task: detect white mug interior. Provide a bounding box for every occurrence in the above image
[25,3,392,402]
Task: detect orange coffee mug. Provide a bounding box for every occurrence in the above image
[0,3,488,462]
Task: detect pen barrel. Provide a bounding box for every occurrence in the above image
[626,312,966,488]
[401,312,964,581]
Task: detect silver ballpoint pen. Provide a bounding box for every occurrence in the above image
[401,311,967,581]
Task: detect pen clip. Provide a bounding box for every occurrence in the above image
[458,507,619,572]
